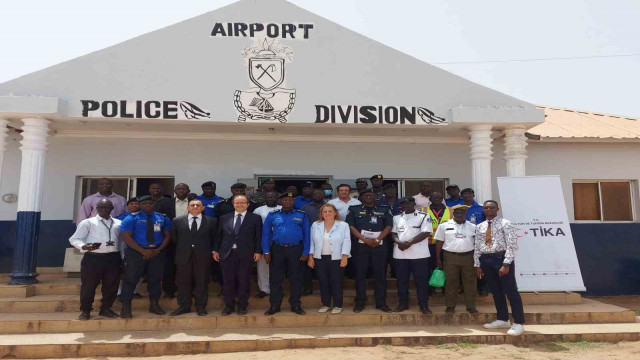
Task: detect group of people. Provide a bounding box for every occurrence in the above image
[69,175,525,336]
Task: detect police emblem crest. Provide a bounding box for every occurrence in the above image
[234,39,296,123]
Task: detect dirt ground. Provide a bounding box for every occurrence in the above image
[61,342,640,360]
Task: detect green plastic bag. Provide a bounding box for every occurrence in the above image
[429,266,446,288]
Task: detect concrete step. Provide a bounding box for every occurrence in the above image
[0,291,583,313]
[0,299,634,334]
[2,322,640,358]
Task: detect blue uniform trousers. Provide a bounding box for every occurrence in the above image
[480,253,525,324]
[121,248,165,303]
[394,257,430,308]
[354,242,388,307]
[269,243,304,308]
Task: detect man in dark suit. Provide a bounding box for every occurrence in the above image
[169,198,218,316]
[213,194,263,315]
[156,183,191,299]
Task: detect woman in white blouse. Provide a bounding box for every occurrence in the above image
[307,203,351,314]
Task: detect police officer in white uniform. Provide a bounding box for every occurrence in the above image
[390,196,432,314]
[434,204,479,314]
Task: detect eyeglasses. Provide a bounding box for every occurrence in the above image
[189,204,202,208]
[483,206,497,210]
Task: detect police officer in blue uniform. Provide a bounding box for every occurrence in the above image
[293,181,314,209]
[346,189,394,313]
[262,192,311,315]
[196,181,224,217]
[119,195,172,318]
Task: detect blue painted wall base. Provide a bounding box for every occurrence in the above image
[0,219,76,280]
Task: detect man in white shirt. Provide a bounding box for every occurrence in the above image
[252,191,281,298]
[69,199,122,320]
[391,196,432,314]
[434,204,478,314]
[328,184,361,221]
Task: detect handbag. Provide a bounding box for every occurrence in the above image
[428,266,446,288]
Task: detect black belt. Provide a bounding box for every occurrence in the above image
[480,251,506,258]
[273,242,302,248]
[444,250,474,256]
[85,252,119,257]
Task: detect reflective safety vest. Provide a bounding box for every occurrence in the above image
[420,206,451,244]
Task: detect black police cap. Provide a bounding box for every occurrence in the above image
[201,181,216,188]
[230,183,247,189]
[279,192,295,199]
[460,188,475,195]
[302,181,315,189]
[137,195,155,203]
[126,197,139,204]
[370,174,384,180]
[446,184,460,191]
[359,189,374,196]
[383,183,397,189]
[399,196,415,204]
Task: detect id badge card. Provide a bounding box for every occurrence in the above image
[153,223,161,232]
[370,216,378,224]
[455,234,465,239]
[397,225,406,233]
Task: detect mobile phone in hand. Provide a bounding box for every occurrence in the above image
[89,243,102,249]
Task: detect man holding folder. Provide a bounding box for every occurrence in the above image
[346,189,393,313]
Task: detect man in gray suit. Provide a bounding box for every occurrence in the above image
[169,199,218,316]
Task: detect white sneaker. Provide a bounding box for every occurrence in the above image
[318,306,331,313]
[483,320,511,329]
[507,323,525,336]
[331,307,343,314]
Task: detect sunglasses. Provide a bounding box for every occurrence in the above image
[188,204,202,208]
[483,206,497,210]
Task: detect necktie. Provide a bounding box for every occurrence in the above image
[146,214,155,244]
[234,213,242,235]
[485,220,492,246]
[191,217,198,238]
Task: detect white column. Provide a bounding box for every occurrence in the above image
[17,118,50,213]
[0,119,9,187]
[468,125,494,203]
[503,126,528,177]
[9,118,50,284]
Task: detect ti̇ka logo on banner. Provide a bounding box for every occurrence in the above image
[234,39,296,123]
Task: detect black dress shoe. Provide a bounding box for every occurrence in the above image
[169,307,191,316]
[98,308,118,318]
[222,306,235,315]
[121,302,132,319]
[394,303,409,312]
[149,300,166,315]
[445,307,455,314]
[255,291,269,299]
[420,306,433,315]
[237,307,247,315]
[264,306,281,315]
[291,306,306,315]
[376,305,393,313]
[163,293,175,299]
[353,303,365,313]
[467,308,479,314]
[78,311,90,320]
[196,308,208,316]
[133,293,143,299]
